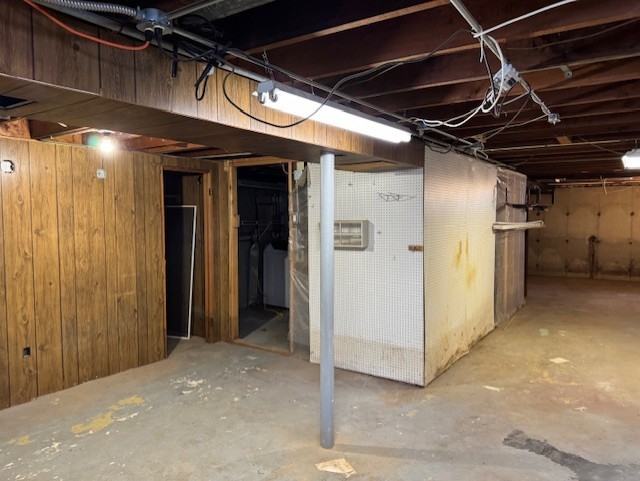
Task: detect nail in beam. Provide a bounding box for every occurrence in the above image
[320,151,335,449]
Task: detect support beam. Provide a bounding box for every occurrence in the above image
[239,0,640,80]
[320,151,335,449]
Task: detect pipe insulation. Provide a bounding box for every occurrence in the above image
[33,0,141,19]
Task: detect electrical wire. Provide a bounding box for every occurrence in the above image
[466,94,533,142]
[221,66,330,129]
[218,29,477,130]
[24,0,150,51]
[472,0,577,37]
[507,18,640,50]
[574,136,625,155]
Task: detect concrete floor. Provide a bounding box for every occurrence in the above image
[1,276,639,480]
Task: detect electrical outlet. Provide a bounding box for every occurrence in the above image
[96,168,106,179]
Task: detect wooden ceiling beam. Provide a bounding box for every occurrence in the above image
[245,0,640,80]
[370,58,640,116]
[439,97,640,133]
[215,0,447,53]
[456,116,640,146]
[485,132,640,151]
[395,81,640,120]
[339,23,640,99]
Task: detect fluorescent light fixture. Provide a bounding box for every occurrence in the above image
[254,80,412,143]
[622,148,640,169]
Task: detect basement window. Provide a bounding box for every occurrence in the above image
[0,94,33,110]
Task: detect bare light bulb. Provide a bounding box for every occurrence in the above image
[99,134,116,154]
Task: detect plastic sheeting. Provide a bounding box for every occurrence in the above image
[290,167,310,354]
[494,168,527,326]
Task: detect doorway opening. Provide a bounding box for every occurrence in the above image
[163,170,206,355]
[235,164,291,353]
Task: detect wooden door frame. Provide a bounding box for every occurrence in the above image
[161,166,216,345]
[228,158,296,353]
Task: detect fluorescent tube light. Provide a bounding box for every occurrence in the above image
[622,148,640,169]
[254,80,412,144]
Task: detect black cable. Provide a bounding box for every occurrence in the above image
[333,29,474,91]
[220,67,336,129]
[468,93,533,142]
[218,28,475,130]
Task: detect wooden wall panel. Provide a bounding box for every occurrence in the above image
[72,148,109,381]
[0,143,10,408]
[133,160,149,365]
[31,12,100,93]
[114,152,139,371]
[142,156,166,362]
[102,152,120,374]
[1,139,38,405]
[203,170,217,342]
[56,145,79,388]
[0,138,225,407]
[218,164,231,341]
[182,175,205,338]
[0,1,33,79]
[216,70,251,130]
[29,141,64,396]
[99,31,136,104]
[135,49,198,117]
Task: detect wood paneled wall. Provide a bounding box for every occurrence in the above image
[0,1,423,167]
[0,138,225,408]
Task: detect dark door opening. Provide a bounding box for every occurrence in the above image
[163,171,205,354]
[236,165,290,352]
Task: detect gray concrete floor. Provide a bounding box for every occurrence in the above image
[1,276,639,480]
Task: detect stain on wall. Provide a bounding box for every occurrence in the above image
[529,186,640,281]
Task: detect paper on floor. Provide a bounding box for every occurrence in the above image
[315,458,356,478]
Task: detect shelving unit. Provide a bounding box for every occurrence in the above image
[334,220,369,250]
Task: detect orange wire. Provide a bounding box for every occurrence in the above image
[23,0,150,51]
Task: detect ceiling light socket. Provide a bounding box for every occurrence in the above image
[1,160,15,173]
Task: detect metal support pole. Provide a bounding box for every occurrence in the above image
[320,152,335,449]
